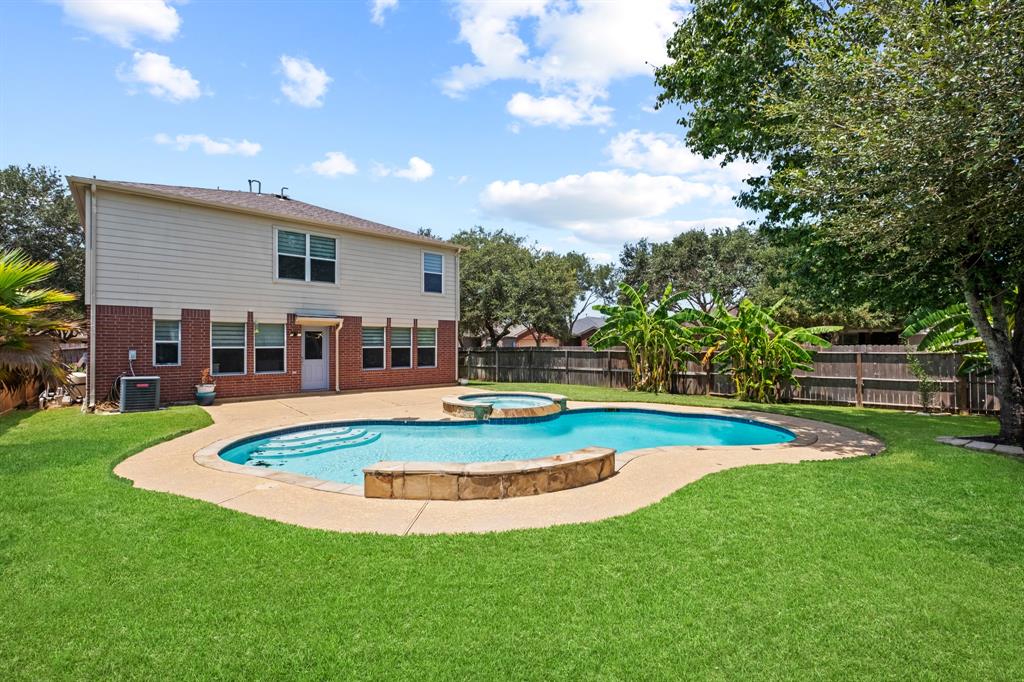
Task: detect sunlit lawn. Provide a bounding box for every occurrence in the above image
[1,384,1022,679]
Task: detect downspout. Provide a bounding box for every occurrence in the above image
[84,184,98,411]
[335,323,341,392]
[454,252,460,383]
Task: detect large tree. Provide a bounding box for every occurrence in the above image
[450,227,534,346]
[519,252,580,346]
[657,0,1024,442]
[650,227,762,313]
[0,165,83,312]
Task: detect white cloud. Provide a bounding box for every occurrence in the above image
[442,1,684,126]
[310,151,358,177]
[118,51,200,102]
[607,130,764,183]
[374,156,434,182]
[61,0,180,47]
[279,56,331,107]
[506,92,611,127]
[480,170,736,242]
[370,0,398,25]
[154,133,261,156]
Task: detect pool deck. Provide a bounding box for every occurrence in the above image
[114,386,884,535]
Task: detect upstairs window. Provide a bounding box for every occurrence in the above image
[276,229,336,284]
[391,327,411,368]
[423,252,443,294]
[254,323,285,373]
[211,322,246,375]
[154,320,180,366]
[417,328,436,368]
[362,327,385,369]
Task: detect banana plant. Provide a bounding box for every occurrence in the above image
[900,293,1017,376]
[590,282,699,393]
[0,249,76,390]
[695,297,840,403]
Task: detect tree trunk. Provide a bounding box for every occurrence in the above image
[963,285,1024,445]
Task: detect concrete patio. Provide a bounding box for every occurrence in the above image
[113,386,884,535]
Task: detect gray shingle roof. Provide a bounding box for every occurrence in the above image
[69,177,455,249]
[571,316,605,336]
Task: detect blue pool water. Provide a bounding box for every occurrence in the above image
[219,409,795,485]
[459,393,554,409]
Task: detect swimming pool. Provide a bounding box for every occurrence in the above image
[219,409,795,485]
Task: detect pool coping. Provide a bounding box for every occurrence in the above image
[193,407,819,499]
[113,387,883,535]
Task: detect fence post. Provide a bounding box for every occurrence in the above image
[607,351,613,388]
[494,348,499,383]
[855,352,864,407]
[957,372,970,415]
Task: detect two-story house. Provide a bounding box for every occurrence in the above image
[68,178,461,407]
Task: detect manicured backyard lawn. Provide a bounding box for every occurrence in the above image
[2,385,1023,679]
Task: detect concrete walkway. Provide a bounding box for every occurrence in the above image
[114,386,884,535]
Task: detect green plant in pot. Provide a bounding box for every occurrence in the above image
[195,368,216,406]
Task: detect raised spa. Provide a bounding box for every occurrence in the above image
[442,392,567,418]
[460,394,553,409]
[218,409,795,499]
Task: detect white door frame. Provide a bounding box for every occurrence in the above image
[300,326,330,391]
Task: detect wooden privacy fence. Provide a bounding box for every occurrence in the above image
[459,345,1001,414]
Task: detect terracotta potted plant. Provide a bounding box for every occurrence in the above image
[195,368,216,406]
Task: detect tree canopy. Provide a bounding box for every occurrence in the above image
[0,165,83,312]
[451,227,607,347]
[656,0,1024,442]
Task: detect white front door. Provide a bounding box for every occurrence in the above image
[301,327,330,391]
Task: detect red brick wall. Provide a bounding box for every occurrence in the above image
[337,317,457,391]
[91,305,455,404]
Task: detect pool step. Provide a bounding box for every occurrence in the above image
[269,426,362,442]
[252,431,382,459]
[263,428,368,449]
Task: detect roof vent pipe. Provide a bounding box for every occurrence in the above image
[279,187,289,199]
[247,179,261,194]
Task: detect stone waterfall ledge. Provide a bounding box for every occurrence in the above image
[363,446,615,500]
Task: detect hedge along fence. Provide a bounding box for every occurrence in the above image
[459,345,1001,414]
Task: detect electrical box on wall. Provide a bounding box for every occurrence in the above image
[128,349,137,361]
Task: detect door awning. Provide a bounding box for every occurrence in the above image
[295,315,344,326]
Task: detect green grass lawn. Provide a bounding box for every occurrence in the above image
[2,385,1023,680]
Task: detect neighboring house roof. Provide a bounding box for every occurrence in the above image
[571,316,605,336]
[66,177,459,251]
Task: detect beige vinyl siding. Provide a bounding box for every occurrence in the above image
[93,191,458,321]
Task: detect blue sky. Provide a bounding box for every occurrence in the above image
[1,1,757,263]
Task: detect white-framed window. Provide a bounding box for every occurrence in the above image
[362,327,385,369]
[153,320,180,366]
[211,322,246,375]
[275,228,337,284]
[423,252,443,294]
[390,327,411,368]
[417,327,436,368]
[254,322,286,373]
